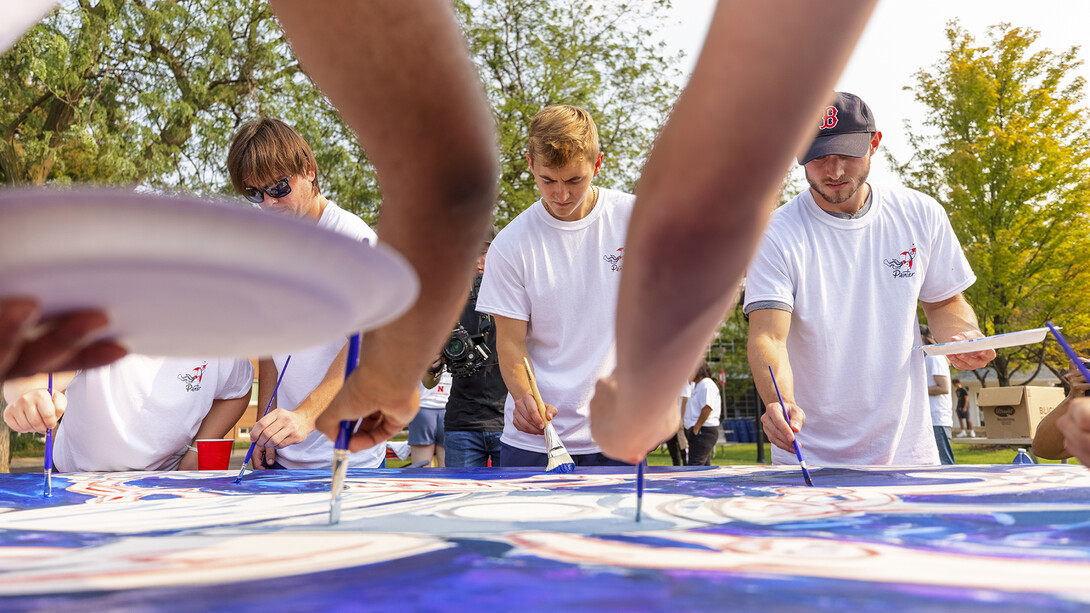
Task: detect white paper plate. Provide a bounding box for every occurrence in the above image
[917,327,1051,356]
[0,187,418,358]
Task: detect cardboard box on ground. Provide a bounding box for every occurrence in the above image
[976,386,1066,438]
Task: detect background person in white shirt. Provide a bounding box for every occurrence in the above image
[922,326,955,465]
[682,361,721,466]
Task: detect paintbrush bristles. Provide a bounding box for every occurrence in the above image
[524,356,575,474]
[543,423,575,473]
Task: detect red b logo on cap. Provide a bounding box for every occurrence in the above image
[820,106,838,130]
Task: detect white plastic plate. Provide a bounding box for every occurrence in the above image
[0,187,418,358]
[918,327,1051,356]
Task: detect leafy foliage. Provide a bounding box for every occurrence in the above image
[897,21,1090,385]
[0,0,380,221]
[3,0,686,227]
[454,0,682,224]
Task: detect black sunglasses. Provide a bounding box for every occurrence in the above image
[244,176,292,204]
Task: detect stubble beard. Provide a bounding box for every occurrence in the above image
[806,157,871,206]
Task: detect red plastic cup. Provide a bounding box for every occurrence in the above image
[196,438,234,470]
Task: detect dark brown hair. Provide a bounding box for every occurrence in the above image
[227,118,319,196]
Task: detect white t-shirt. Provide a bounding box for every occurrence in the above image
[925,354,953,428]
[477,188,635,454]
[54,355,253,472]
[679,381,694,418]
[271,202,385,469]
[684,378,722,429]
[419,371,453,409]
[744,184,975,466]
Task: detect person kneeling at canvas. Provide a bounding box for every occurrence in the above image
[2,355,252,471]
[1033,358,1090,467]
[1052,397,1090,468]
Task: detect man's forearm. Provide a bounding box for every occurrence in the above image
[922,294,984,342]
[693,405,713,431]
[256,359,277,420]
[271,0,498,399]
[611,0,874,432]
[496,341,531,404]
[748,336,794,408]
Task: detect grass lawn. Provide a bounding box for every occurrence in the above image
[391,442,1083,468]
[10,432,1082,467]
[647,443,1080,466]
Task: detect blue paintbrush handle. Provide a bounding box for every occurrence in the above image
[330,333,361,524]
[45,374,53,466]
[44,373,53,497]
[345,333,360,377]
[335,421,353,450]
[238,355,292,476]
[1046,321,1090,385]
[337,333,361,451]
[768,366,814,486]
[45,373,53,470]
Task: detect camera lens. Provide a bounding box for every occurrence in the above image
[445,338,466,359]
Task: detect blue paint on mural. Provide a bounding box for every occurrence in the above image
[0,465,1086,611]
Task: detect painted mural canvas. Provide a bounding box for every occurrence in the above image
[0,465,1086,611]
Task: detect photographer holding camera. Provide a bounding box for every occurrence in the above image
[442,227,508,467]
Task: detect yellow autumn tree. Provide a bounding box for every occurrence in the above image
[898,21,1090,386]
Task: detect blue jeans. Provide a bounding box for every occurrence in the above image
[934,426,955,465]
[444,431,502,467]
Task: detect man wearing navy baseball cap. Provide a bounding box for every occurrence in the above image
[798,91,877,165]
[744,92,995,466]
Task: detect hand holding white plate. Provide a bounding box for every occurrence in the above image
[0,187,418,359]
[916,327,1051,356]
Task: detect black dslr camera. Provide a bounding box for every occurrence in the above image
[442,316,492,377]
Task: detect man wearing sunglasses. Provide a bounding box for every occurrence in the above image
[226,117,386,471]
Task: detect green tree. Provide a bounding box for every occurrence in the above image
[897,21,1090,386]
[5,1,685,227]
[455,0,682,223]
[0,0,381,221]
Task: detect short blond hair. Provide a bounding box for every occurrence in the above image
[527,105,600,167]
[227,118,319,196]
